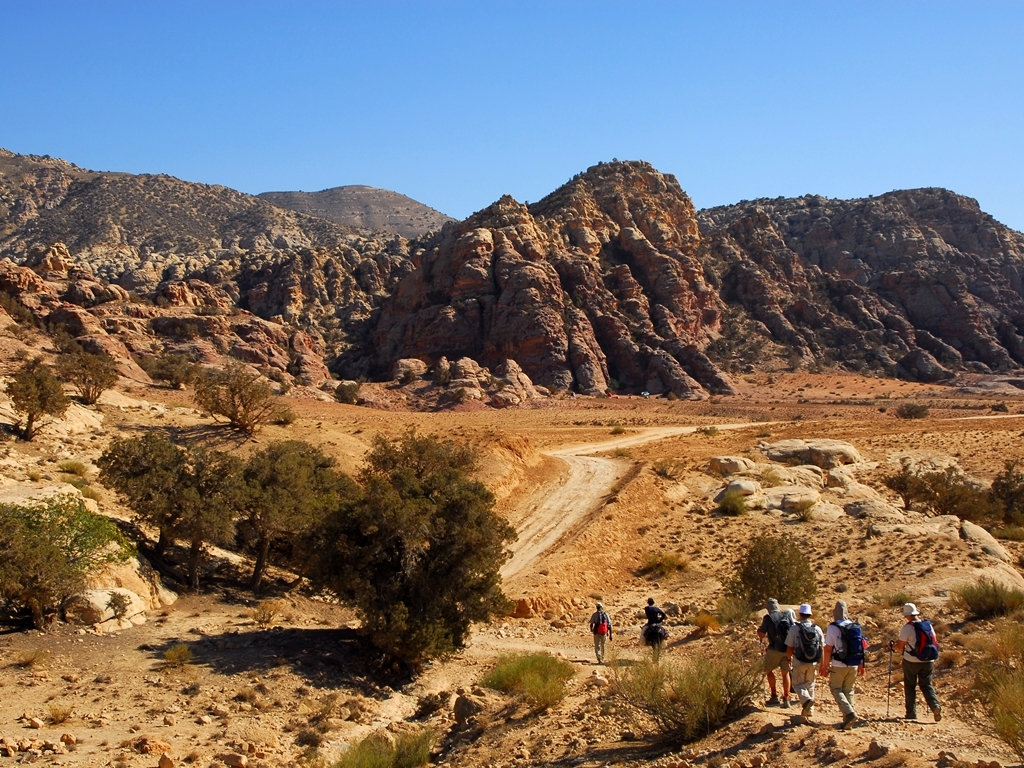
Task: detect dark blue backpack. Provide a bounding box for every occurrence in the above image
[832,621,866,666]
[911,620,939,661]
[767,611,793,653]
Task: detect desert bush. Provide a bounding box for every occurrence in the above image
[696,426,720,437]
[138,353,198,389]
[954,578,1024,619]
[0,290,36,325]
[273,407,296,426]
[994,525,1024,542]
[937,649,965,669]
[307,430,516,668]
[55,348,118,405]
[334,381,360,405]
[652,459,681,480]
[716,490,748,517]
[57,460,88,476]
[760,468,784,488]
[874,589,915,608]
[250,599,286,627]
[793,499,816,522]
[610,424,626,435]
[924,466,1001,521]
[993,461,1024,525]
[106,592,131,621]
[0,495,133,629]
[192,361,284,434]
[48,702,73,724]
[894,402,930,419]
[726,534,817,607]
[638,552,690,580]
[335,727,435,768]
[613,650,760,742]
[992,672,1024,762]
[882,458,933,511]
[164,643,193,667]
[482,652,575,711]
[716,595,751,625]
[693,610,720,633]
[16,648,51,667]
[7,357,70,440]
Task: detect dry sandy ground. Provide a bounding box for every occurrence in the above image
[3,347,1024,767]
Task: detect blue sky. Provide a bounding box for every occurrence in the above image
[2,2,1022,230]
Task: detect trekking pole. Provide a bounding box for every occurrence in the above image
[887,641,894,719]
[759,638,768,703]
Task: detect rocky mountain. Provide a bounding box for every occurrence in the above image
[3,148,1024,404]
[699,189,1024,381]
[258,185,454,239]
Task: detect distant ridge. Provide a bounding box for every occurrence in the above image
[258,185,454,239]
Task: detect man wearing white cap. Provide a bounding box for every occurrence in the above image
[785,603,824,719]
[892,603,941,721]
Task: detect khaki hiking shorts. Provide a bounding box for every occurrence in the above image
[763,647,789,673]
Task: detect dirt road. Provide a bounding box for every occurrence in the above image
[500,423,771,579]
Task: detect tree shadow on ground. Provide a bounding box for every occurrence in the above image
[146,626,396,695]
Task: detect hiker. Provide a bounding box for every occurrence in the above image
[786,603,824,719]
[819,600,865,729]
[756,598,793,708]
[589,602,613,664]
[891,602,942,722]
[641,597,668,662]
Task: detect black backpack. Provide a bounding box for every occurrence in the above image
[794,622,823,663]
[767,611,793,652]
[910,620,939,661]
[832,621,866,666]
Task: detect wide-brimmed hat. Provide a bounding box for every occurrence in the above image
[903,603,920,616]
[798,603,813,616]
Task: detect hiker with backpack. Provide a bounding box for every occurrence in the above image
[819,600,866,730]
[786,603,824,719]
[891,602,942,722]
[589,602,612,665]
[641,597,669,662]
[756,598,793,707]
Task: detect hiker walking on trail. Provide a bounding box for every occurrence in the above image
[786,603,824,719]
[757,598,793,708]
[641,598,668,662]
[892,602,942,722]
[820,600,866,730]
[589,602,612,664]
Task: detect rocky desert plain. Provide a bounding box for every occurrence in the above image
[3,150,1024,768]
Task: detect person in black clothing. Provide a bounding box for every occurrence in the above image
[642,597,668,662]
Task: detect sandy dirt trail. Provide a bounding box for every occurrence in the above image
[500,423,770,579]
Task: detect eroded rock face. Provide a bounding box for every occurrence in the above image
[371,162,735,397]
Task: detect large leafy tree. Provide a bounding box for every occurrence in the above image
[0,495,134,629]
[240,440,358,592]
[98,433,243,589]
[7,357,70,440]
[310,430,516,668]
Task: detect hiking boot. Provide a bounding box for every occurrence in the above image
[842,712,857,730]
[780,697,792,709]
[765,694,780,707]
[932,707,942,722]
[903,713,917,721]
[801,699,814,718]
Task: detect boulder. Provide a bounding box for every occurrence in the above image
[726,478,760,496]
[898,348,955,383]
[709,456,755,476]
[960,520,1010,562]
[453,694,484,725]
[762,485,820,512]
[844,499,906,522]
[63,588,149,629]
[392,358,428,382]
[762,439,862,468]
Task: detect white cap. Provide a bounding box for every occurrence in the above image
[798,603,813,616]
[903,603,920,616]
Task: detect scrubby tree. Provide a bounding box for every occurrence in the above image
[240,440,358,592]
[309,430,517,668]
[727,534,817,607]
[55,348,119,405]
[923,466,1000,521]
[192,361,282,435]
[0,495,134,629]
[98,433,243,589]
[7,357,70,440]
[334,381,360,405]
[138,352,199,389]
[992,460,1024,525]
[882,458,932,511]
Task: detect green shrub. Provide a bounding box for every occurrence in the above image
[954,578,1024,619]
[874,589,914,608]
[334,381,360,405]
[7,357,70,440]
[273,407,297,426]
[992,461,1024,525]
[925,467,1001,521]
[994,526,1024,542]
[993,402,1011,413]
[192,361,284,434]
[793,499,816,522]
[638,552,690,580]
[613,650,760,741]
[106,592,131,621]
[696,426,720,437]
[652,460,680,480]
[0,495,134,629]
[716,595,752,625]
[55,349,118,405]
[482,653,575,711]
[992,671,1024,762]
[610,424,626,435]
[334,727,434,768]
[726,534,817,607]
[48,702,73,724]
[894,402,930,419]
[717,490,748,517]
[882,458,931,510]
[138,353,198,389]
